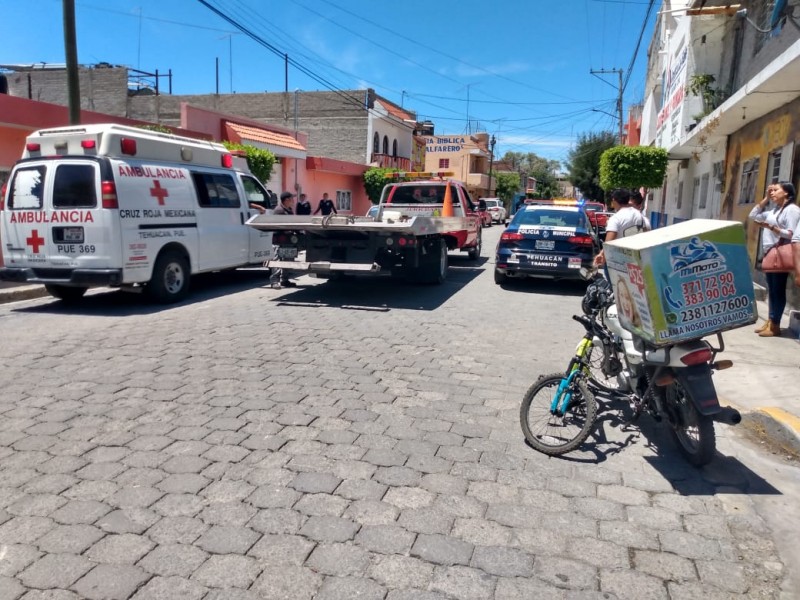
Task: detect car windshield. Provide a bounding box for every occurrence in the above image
[515,208,586,229]
[484,200,499,208]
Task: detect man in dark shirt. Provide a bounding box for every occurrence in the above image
[314,192,338,216]
[271,192,297,288]
[295,193,312,215]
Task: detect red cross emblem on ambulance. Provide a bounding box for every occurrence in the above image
[26,229,45,254]
[149,180,169,205]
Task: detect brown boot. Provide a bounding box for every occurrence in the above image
[755,319,772,333]
[758,322,781,337]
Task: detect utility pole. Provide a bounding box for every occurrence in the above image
[63,0,81,125]
[590,68,624,144]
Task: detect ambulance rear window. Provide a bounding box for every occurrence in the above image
[53,164,97,208]
[8,166,47,210]
[192,172,241,208]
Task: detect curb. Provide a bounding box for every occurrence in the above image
[0,285,49,305]
[738,405,800,459]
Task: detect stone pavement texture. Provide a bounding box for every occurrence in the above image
[0,235,797,599]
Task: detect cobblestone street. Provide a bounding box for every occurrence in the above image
[0,240,795,599]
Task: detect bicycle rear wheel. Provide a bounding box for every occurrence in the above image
[520,372,597,455]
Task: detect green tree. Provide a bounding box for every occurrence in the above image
[222,141,276,184]
[363,167,406,203]
[599,146,668,191]
[501,151,561,199]
[566,131,617,202]
[495,172,520,203]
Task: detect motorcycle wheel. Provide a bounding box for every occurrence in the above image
[520,372,597,456]
[665,381,716,467]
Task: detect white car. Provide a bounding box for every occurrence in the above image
[481,198,507,223]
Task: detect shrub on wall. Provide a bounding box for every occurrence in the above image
[223,141,276,184]
[599,146,668,191]
[363,167,406,203]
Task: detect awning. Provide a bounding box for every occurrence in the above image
[224,121,306,159]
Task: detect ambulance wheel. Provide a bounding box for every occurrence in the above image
[45,284,87,303]
[148,250,190,303]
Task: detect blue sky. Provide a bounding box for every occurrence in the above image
[1,0,659,166]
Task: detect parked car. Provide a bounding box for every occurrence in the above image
[481,198,507,223]
[476,198,493,227]
[494,201,599,284]
[366,204,380,219]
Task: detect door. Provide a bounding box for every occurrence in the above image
[191,171,248,270]
[240,174,274,263]
[1,159,117,273]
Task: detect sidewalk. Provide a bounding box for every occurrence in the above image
[1,283,798,449]
[714,298,800,453]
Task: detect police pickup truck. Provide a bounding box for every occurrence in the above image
[247,173,483,284]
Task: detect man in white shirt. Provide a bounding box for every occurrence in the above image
[594,189,646,266]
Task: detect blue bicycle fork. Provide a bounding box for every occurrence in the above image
[550,369,580,416]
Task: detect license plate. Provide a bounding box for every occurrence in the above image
[63,227,84,243]
[277,247,298,260]
[568,257,582,269]
[535,240,555,250]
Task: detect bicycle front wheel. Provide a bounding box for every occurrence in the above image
[520,372,597,456]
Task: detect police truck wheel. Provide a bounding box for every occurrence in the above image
[494,269,507,285]
[45,284,87,303]
[148,251,190,303]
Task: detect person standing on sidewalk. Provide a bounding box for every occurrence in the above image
[749,182,800,337]
[314,193,337,216]
[270,192,298,289]
[593,188,646,267]
[630,190,652,231]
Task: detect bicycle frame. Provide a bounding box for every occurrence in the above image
[549,334,594,416]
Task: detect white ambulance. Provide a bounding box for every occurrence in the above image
[0,124,275,303]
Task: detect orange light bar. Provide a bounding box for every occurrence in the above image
[385,171,455,179]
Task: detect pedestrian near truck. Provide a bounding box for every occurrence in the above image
[270,191,298,289]
[314,192,337,216]
[749,182,800,337]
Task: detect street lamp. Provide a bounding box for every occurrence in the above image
[488,134,496,198]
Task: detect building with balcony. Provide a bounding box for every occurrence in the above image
[422,131,495,198]
[639,0,800,305]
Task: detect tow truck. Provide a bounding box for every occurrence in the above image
[246,172,483,284]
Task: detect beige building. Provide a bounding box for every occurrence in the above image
[422,132,494,198]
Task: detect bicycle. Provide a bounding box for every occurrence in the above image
[519,312,612,455]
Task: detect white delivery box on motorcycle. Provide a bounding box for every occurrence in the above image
[0,124,274,303]
[603,219,757,346]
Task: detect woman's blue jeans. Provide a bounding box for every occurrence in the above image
[765,271,789,324]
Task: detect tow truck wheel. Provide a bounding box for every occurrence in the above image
[468,229,482,260]
[414,238,448,284]
[45,284,88,303]
[147,250,190,303]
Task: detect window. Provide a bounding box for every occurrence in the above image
[710,161,723,213]
[392,139,398,158]
[691,177,701,209]
[676,181,684,210]
[335,190,352,211]
[241,175,270,211]
[698,173,710,209]
[373,132,380,154]
[382,136,389,155]
[767,150,781,184]
[438,158,450,169]
[191,172,241,208]
[8,166,47,209]
[738,158,760,204]
[53,164,97,208]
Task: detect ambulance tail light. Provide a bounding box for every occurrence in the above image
[26,142,41,153]
[101,181,119,209]
[0,182,6,211]
[120,138,137,156]
[81,139,96,150]
[221,153,233,168]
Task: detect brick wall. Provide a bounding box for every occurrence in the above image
[6,67,128,116]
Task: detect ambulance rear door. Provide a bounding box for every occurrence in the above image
[1,158,120,274]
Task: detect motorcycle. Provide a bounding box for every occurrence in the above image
[520,270,741,466]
